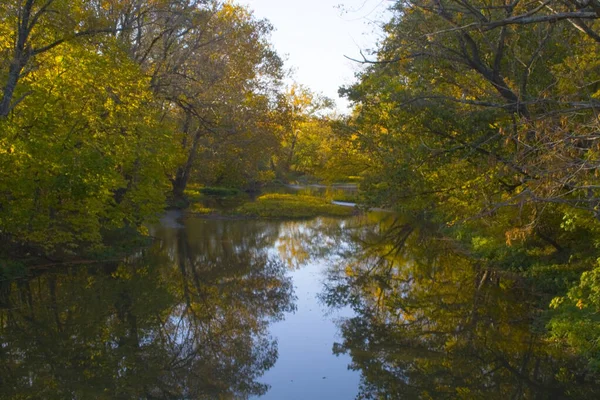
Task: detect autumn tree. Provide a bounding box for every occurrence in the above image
[0,0,119,117]
[344,0,600,210]
[270,84,335,179]
[135,1,284,197]
[0,22,177,257]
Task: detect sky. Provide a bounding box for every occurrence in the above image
[241,0,391,113]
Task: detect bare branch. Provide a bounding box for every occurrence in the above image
[483,11,598,29]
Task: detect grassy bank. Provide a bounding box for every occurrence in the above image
[235,194,355,218]
[187,193,356,219]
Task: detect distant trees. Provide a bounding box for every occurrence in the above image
[266,83,358,181]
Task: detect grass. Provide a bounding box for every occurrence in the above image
[182,189,203,202]
[189,203,216,215]
[182,186,358,219]
[234,194,355,219]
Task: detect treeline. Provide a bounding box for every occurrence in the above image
[341,0,600,373]
[0,0,349,258]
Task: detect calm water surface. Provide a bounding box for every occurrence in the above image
[160,211,363,399]
[1,210,599,399]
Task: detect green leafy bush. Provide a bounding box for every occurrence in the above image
[549,261,600,371]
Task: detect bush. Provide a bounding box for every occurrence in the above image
[0,260,26,280]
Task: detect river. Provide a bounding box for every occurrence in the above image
[1,210,599,399]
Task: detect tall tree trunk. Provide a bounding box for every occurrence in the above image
[0,59,26,118]
[0,1,34,118]
[172,127,203,199]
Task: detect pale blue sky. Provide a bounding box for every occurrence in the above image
[242,0,390,112]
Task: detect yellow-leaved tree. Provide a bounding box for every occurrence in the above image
[0,1,177,257]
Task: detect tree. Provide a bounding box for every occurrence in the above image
[0,0,132,118]
[0,0,286,255]
[272,84,334,177]
[0,32,176,256]
[341,0,600,371]
[142,1,283,197]
[344,0,600,215]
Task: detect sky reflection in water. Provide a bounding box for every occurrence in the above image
[2,212,599,399]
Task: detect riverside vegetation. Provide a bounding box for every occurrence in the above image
[2,0,600,397]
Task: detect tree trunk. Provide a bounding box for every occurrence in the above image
[0,60,25,118]
[0,0,34,118]
[172,127,203,198]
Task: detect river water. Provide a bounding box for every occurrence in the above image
[1,210,599,399]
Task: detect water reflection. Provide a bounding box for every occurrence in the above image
[0,216,295,399]
[321,215,600,399]
[275,217,348,270]
[2,211,597,399]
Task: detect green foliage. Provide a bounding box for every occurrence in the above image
[0,259,25,281]
[0,36,176,255]
[189,204,215,215]
[339,0,600,372]
[0,0,284,258]
[235,194,355,219]
[270,84,347,181]
[549,261,600,371]
[182,189,203,203]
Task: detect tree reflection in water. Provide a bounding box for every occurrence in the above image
[4,212,598,399]
[275,217,348,270]
[321,214,600,399]
[0,217,295,399]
